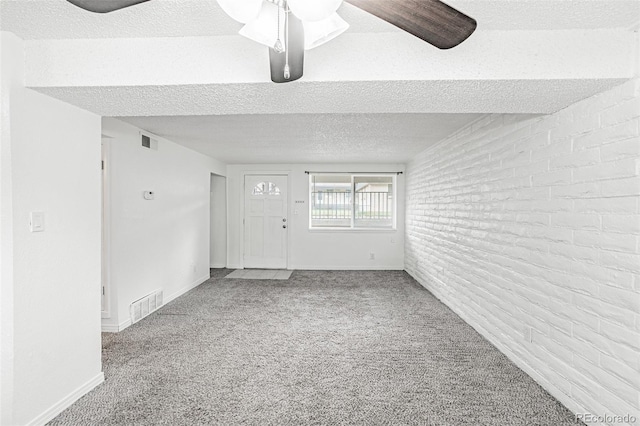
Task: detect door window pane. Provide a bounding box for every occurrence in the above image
[253,181,281,196]
[268,182,281,195]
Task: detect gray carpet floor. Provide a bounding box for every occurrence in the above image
[50,270,583,425]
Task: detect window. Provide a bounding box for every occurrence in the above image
[309,174,395,229]
[252,181,281,196]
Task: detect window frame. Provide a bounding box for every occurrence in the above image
[308,173,397,231]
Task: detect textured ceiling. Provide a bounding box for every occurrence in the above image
[34,79,627,117]
[2,0,638,164]
[1,0,639,40]
[119,113,486,163]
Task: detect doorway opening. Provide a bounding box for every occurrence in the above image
[210,174,227,269]
[101,137,111,319]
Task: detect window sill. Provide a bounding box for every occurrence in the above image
[308,227,397,233]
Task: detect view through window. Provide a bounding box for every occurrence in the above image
[309,174,395,229]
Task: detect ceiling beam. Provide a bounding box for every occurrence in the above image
[24,29,636,116]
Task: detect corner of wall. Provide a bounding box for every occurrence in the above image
[2,30,104,425]
[103,118,222,330]
[405,78,640,422]
[0,29,24,426]
[24,373,104,426]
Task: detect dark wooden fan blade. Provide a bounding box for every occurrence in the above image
[269,13,305,83]
[67,0,151,13]
[345,0,476,49]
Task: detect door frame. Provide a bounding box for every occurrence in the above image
[210,173,227,268]
[101,138,111,319]
[241,171,291,270]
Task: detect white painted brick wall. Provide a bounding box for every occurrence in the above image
[405,78,640,426]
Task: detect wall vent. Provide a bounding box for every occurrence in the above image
[130,290,163,324]
[140,133,158,150]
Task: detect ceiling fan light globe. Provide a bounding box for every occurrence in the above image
[238,2,285,48]
[303,13,349,50]
[216,0,262,24]
[288,0,343,22]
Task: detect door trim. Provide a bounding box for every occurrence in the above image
[241,171,291,270]
[101,138,111,319]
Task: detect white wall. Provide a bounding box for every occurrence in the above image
[101,118,225,331]
[210,174,227,268]
[1,31,103,426]
[0,30,19,426]
[405,78,640,424]
[227,164,405,270]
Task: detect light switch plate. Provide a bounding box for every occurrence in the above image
[30,212,45,232]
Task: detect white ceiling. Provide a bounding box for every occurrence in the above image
[120,113,486,163]
[2,0,639,40]
[2,0,639,164]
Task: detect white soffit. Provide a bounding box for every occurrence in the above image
[24,29,636,116]
[118,113,487,163]
[8,0,639,117]
[2,0,638,164]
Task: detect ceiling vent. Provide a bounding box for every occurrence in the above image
[140,132,158,150]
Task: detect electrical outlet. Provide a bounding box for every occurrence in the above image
[369,252,375,260]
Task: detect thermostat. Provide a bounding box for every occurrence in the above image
[143,191,155,200]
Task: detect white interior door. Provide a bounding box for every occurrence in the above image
[244,175,288,269]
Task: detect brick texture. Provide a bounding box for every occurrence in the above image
[405,78,640,425]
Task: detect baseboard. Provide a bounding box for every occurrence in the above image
[293,265,404,270]
[101,323,119,333]
[229,265,404,271]
[26,372,104,426]
[101,318,131,333]
[477,329,588,418]
[210,263,226,268]
[101,275,209,333]
[405,269,590,423]
[164,273,210,305]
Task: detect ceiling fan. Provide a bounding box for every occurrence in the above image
[66,0,476,83]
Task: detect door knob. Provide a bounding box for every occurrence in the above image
[282,218,287,222]
[283,225,287,229]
